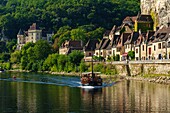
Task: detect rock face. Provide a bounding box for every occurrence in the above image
[140,0,170,27]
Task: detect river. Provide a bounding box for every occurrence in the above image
[0,72,170,113]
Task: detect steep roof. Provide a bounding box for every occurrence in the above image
[17,29,24,35]
[135,33,146,46]
[28,23,40,30]
[103,30,110,37]
[137,14,153,22]
[106,35,119,49]
[152,26,170,43]
[95,38,110,50]
[84,39,99,51]
[117,33,131,47]
[124,32,139,45]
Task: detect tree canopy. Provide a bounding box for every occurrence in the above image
[0,0,140,41]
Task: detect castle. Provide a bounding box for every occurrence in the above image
[17,23,54,50]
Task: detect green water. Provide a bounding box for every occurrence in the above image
[0,72,170,113]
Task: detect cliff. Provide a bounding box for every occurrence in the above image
[140,0,170,28]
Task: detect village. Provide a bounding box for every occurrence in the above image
[16,13,170,62]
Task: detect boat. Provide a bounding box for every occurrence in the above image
[81,72,102,86]
[80,55,103,86]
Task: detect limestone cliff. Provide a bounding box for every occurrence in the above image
[141,0,170,28]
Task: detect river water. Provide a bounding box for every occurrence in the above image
[0,72,170,113]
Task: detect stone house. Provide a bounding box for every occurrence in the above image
[150,26,170,59]
[124,32,139,56]
[134,13,154,32]
[84,39,99,61]
[116,33,131,61]
[134,33,145,60]
[95,38,110,60]
[59,40,83,55]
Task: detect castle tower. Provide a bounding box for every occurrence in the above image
[17,29,25,50]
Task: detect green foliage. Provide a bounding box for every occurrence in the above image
[128,51,135,60]
[0,0,139,40]
[0,53,10,62]
[79,61,88,72]
[0,41,7,53]
[33,40,52,60]
[68,50,84,66]
[6,39,16,53]
[115,54,120,61]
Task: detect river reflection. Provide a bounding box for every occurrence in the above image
[0,72,170,113]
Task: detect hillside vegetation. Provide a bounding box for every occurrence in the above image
[0,0,140,43]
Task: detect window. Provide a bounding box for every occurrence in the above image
[89,53,92,56]
[101,52,102,55]
[168,42,170,47]
[158,43,161,49]
[113,50,115,55]
[149,48,151,55]
[162,42,166,48]
[109,51,111,55]
[154,45,156,51]
[142,45,144,51]
[96,52,98,55]
[136,49,138,53]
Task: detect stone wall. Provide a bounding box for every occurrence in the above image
[114,63,170,76]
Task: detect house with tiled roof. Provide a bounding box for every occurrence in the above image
[116,33,131,61]
[59,40,83,55]
[134,32,146,60]
[134,13,154,32]
[123,16,137,27]
[84,39,99,61]
[141,30,155,60]
[150,26,170,59]
[94,38,110,59]
[124,32,139,55]
[106,35,119,60]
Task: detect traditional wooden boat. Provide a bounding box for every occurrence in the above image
[80,54,102,86]
[81,72,102,86]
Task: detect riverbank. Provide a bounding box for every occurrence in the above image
[120,75,170,85]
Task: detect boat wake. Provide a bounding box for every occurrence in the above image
[0,74,116,88]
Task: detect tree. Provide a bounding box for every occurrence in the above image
[10,51,21,63]
[68,50,84,66]
[115,54,120,61]
[71,28,86,42]
[128,51,135,60]
[33,40,52,60]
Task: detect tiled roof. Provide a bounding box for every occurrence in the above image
[103,30,110,37]
[152,26,170,43]
[84,39,99,51]
[106,35,119,49]
[96,38,110,50]
[137,14,153,22]
[17,29,24,35]
[117,33,131,47]
[124,32,139,44]
[123,16,137,24]
[101,39,110,49]
[28,23,40,30]
[68,41,82,47]
[135,33,146,46]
